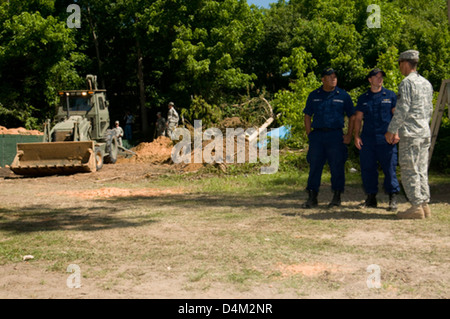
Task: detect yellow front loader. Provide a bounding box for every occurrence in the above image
[10,75,119,176]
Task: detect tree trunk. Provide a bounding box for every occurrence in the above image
[137,39,150,137]
[87,5,106,89]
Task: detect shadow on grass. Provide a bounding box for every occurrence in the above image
[2,180,448,234]
[99,191,399,220]
[285,207,398,220]
[0,205,157,234]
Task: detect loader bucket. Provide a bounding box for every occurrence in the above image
[10,141,97,176]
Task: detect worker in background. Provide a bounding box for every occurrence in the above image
[113,120,124,146]
[354,68,400,211]
[155,112,166,137]
[166,102,179,139]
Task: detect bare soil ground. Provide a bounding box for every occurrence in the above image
[0,159,449,299]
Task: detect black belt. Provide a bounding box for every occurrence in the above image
[314,128,341,132]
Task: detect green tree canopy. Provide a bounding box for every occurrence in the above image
[0,0,83,128]
[0,0,448,144]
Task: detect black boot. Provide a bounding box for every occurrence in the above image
[388,193,398,212]
[361,194,377,208]
[328,191,341,207]
[302,190,318,209]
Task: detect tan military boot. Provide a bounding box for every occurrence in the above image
[397,205,425,220]
[422,203,431,218]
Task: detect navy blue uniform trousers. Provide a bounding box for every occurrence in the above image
[359,143,400,195]
[306,129,348,193]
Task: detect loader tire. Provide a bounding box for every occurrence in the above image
[104,135,118,164]
[95,147,104,171]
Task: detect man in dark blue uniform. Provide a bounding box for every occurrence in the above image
[354,68,400,211]
[302,68,355,208]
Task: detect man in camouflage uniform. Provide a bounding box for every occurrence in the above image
[113,120,124,146]
[155,112,166,137]
[385,50,434,219]
[166,102,179,139]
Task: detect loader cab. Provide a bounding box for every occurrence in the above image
[92,92,110,140]
[57,90,110,141]
[62,95,91,111]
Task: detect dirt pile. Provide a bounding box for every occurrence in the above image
[118,136,173,164]
[0,126,43,136]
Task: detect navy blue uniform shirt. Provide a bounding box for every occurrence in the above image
[356,87,397,145]
[303,86,355,129]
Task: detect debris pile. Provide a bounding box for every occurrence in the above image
[118,97,277,173]
[172,134,255,172]
[117,127,255,173]
[217,116,243,130]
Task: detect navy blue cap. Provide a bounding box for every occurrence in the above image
[367,68,386,79]
[321,68,336,77]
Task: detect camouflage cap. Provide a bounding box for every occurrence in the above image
[398,50,419,62]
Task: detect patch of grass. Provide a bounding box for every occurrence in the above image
[152,168,306,196]
[1,164,449,298]
[0,231,85,264]
[152,161,365,197]
[188,268,210,283]
[227,268,264,286]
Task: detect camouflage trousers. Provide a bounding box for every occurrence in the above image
[167,123,177,139]
[399,137,431,205]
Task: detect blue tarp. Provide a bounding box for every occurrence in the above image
[257,126,291,148]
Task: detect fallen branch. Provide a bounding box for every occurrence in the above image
[247,98,275,142]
